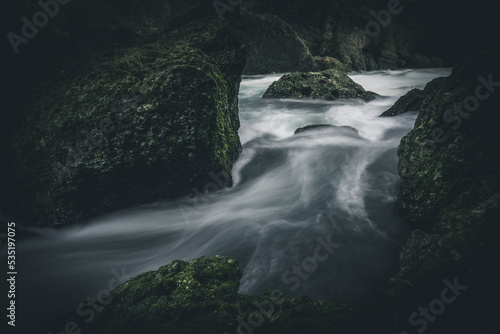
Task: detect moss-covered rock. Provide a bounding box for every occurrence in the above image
[4,10,246,226]
[262,69,379,101]
[396,48,500,226]
[48,256,367,334]
[387,46,500,333]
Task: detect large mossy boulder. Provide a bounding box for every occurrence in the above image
[3,11,246,226]
[48,256,367,334]
[262,69,379,101]
[396,48,500,226]
[387,46,500,333]
[241,11,319,75]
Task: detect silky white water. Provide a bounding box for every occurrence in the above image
[4,68,451,332]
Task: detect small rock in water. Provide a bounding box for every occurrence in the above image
[262,69,379,101]
[294,124,360,136]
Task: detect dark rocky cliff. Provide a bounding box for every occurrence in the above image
[241,11,319,74]
[241,0,442,72]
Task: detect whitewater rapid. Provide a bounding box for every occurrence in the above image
[2,68,452,332]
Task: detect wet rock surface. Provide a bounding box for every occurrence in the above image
[380,88,425,117]
[262,69,379,101]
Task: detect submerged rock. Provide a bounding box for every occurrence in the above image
[3,11,246,226]
[294,124,359,135]
[48,256,367,334]
[262,69,379,101]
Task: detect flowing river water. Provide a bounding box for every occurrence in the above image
[2,68,452,332]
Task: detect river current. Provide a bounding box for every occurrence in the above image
[2,68,452,332]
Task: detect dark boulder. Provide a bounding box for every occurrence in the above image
[262,69,379,101]
[380,75,451,117]
[388,46,500,333]
[396,49,500,225]
[2,12,246,227]
[380,89,425,117]
[48,256,367,334]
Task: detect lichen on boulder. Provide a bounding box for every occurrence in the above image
[262,69,379,101]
